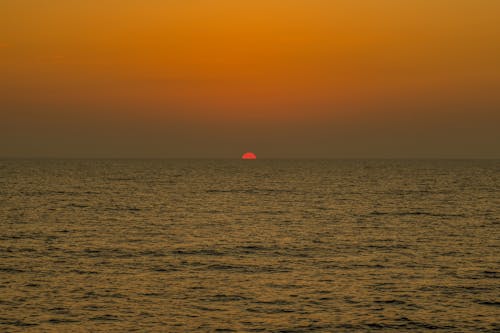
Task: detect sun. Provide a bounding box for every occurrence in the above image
[242,152,257,160]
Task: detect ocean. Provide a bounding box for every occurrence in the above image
[0,159,498,332]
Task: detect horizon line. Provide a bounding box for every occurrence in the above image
[1,156,499,161]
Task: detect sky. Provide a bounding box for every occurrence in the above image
[1,0,499,158]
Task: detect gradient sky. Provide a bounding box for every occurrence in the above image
[1,0,499,158]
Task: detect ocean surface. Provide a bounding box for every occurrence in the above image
[0,159,498,332]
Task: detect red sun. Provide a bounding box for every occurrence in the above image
[242,152,257,160]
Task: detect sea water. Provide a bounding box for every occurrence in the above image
[0,159,498,332]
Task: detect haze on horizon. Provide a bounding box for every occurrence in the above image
[1,0,499,158]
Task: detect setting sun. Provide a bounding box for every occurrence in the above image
[242,152,257,159]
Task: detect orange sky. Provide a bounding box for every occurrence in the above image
[1,0,499,157]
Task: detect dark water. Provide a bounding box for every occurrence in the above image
[0,159,499,332]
